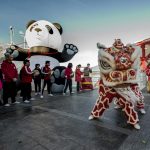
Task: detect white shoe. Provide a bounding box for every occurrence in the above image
[19,96,23,99]
[30,98,35,101]
[4,103,10,107]
[48,94,53,96]
[40,95,44,99]
[35,93,38,96]
[63,93,66,96]
[88,115,94,120]
[38,92,41,95]
[12,101,20,104]
[24,100,30,103]
[139,109,146,114]
[114,105,121,109]
[71,92,74,94]
[134,123,140,130]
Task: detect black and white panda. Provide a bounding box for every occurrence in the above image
[5,20,78,92]
[7,20,78,68]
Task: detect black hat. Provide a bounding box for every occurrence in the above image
[4,52,11,59]
[45,61,50,64]
[23,59,30,64]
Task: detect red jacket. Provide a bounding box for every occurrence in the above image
[1,60,18,82]
[65,68,73,79]
[21,66,32,83]
[42,66,51,80]
[75,68,82,82]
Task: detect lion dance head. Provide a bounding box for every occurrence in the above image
[97,39,141,87]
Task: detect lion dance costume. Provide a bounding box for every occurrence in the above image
[89,39,146,130]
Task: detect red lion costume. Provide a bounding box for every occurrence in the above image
[89,39,145,130]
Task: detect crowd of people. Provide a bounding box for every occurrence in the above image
[0,54,93,106]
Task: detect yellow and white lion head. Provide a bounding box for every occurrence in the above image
[97,39,141,87]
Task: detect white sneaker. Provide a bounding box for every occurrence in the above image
[19,96,23,99]
[134,123,140,130]
[24,100,30,103]
[114,105,121,109]
[139,109,146,114]
[63,93,66,96]
[12,101,20,104]
[71,92,74,94]
[48,94,53,96]
[40,95,44,99]
[30,98,35,101]
[88,115,94,120]
[4,103,10,107]
[35,93,38,96]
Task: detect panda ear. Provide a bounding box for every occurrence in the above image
[26,20,36,29]
[53,23,63,35]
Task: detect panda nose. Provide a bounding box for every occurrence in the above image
[35,28,42,32]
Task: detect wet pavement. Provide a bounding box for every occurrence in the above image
[0,89,150,150]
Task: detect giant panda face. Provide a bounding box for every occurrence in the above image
[25,20,62,51]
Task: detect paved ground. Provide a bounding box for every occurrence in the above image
[0,89,150,150]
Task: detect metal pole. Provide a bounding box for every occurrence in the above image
[9,26,14,45]
[24,36,25,49]
[19,31,26,48]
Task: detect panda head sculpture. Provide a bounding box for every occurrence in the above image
[25,20,62,52]
[5,20,78,69]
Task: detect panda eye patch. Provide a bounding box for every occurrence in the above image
[30,26,34,32]
[34,23,38,27]
[30,24,38,32]
[45,25,53,34]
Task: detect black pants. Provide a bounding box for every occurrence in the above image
[0,100,2,105]
[22,83,31,101]
[42,80,52,95]
[63,79,72,93]
[3,81,17,104]
[77,81,81,92]
[34,79,41,93]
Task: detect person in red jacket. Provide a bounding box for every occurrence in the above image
[41,61,53,98]
[75,64,83,92]
[146,63,150,92]
[20,59,33,103]
[1,54,20,106]
[0,63,3,105]
[63,63,74,95]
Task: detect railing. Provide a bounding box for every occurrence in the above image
[72,71,100,88]
[137,71,147,90]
